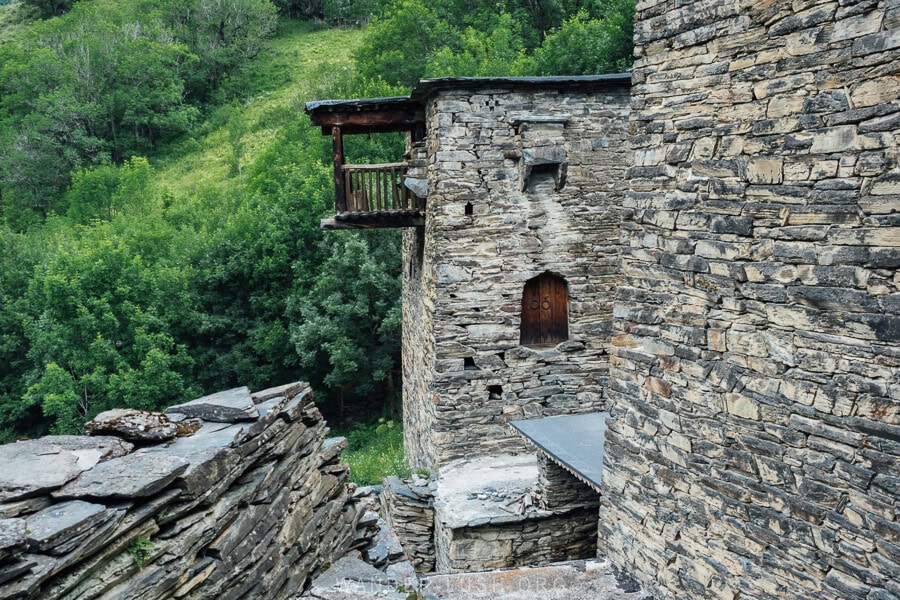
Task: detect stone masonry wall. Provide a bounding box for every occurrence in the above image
[0,383,361,599]
[403,223,438,469]
[434,506,599,573]
[381,476,436,572]
[403,82,632,468]
[602,1,899,599]
[538,453,600,510]
[402,141,439,469]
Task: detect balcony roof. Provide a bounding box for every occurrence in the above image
[305,96,424,135]
[305,73,631,135]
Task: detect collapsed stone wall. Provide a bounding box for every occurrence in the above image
[434,507,599,573]
[0,383,361,599]
[603,1,899,599]
[403,82,632,468]
[381,476,436,572]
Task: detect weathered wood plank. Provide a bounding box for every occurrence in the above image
[332,127,346,212]
[321,215,425,230]
[310,107,425,131]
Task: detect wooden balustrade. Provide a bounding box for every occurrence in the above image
[340,163,415,213]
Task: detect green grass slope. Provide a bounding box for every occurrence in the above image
[0,2,37,43]
[151,20,362,198]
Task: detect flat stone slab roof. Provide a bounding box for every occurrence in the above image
[421,558,647,600]
[433,454,550,529]
[510,412,608,492]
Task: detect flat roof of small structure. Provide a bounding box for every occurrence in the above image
[433,453,551,529]
[510,412,608,492]
[304,74,631,131]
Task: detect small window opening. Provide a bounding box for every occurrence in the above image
[465,202,474,216]
[464,357,479,371]
[525,163,560,194]
[488,385,503,399]
[497,352,505,361]
[520,272,569,347]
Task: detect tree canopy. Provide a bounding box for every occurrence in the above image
[0,0,634,438]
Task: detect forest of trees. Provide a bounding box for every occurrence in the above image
[0,0,634,440]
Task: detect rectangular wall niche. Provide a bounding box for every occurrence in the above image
[511,115,570,192]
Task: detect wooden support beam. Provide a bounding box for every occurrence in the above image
[321,215,425,230]
[311,107,425,131]
[332,127,346,212]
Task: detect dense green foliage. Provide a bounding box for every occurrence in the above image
[0,0,633,441]
[355,0,635,86]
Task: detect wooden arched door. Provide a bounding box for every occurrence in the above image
[520,273,569,347]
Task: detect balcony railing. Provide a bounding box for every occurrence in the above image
[337,163,418,213]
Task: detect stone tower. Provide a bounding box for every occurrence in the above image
[399,77,632,469]
[306,76,632,471]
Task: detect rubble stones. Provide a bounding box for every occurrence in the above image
[24,501,109,553]
[0,441,91,502]
[53,452,189,500]
[41,436,133,462]
[0,382,361,600]
[0,498,52,520]
[250,381,308,404]
[166,386,259,423]
[0,519,26,559]
[84,409,177,443]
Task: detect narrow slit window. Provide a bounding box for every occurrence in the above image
[520,273,569,347]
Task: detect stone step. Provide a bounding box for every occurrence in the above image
[420,559,648,600]
[303,557,647,599]
[301,556,419,599]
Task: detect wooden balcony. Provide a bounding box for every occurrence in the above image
[305,96,427,230]
[323,162,424,229]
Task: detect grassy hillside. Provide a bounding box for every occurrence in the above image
[151,20,362,198]
[0,2,34,43]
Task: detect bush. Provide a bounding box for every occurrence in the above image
[533,2,635,75]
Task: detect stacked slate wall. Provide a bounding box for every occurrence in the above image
[602,1,899,599]
[537,453,600,510]
[0,384,361,600]
[381,476,436,572]
[403,83,632,469]
[433,507,599,573]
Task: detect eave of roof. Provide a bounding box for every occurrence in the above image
[409,73,632,100]
[303,73,632,131]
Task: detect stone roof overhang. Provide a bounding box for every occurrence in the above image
[304,73,632,135]
[510,411,609,493]
[409,73,632,100]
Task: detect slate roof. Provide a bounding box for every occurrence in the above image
[510,412,609,492]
